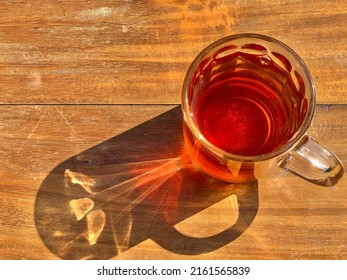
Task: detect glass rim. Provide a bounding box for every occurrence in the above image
[182,33,316,162]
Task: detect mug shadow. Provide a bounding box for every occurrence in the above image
[34,106,259,259]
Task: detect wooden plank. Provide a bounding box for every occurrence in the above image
[0,104,346,259]
[0,0,346,104]
[0,104,177,259]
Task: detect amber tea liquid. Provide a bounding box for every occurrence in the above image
[184,45,307,182]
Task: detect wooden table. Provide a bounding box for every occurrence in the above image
[0,0,346,260]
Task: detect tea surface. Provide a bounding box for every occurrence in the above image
[192,51,303,156]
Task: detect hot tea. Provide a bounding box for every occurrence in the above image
[183,42,308,182]
[191,50,306,156]
[183,34,343,185]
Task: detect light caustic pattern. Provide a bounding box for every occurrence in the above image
[64,154,191,247]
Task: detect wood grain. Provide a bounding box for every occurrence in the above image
[0,0,346,104]
[1,0,346,260]
[0,105,346,259]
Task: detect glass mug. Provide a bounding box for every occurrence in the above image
[182,33,344,186]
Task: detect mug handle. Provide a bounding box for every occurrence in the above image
[279,135,344,186]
